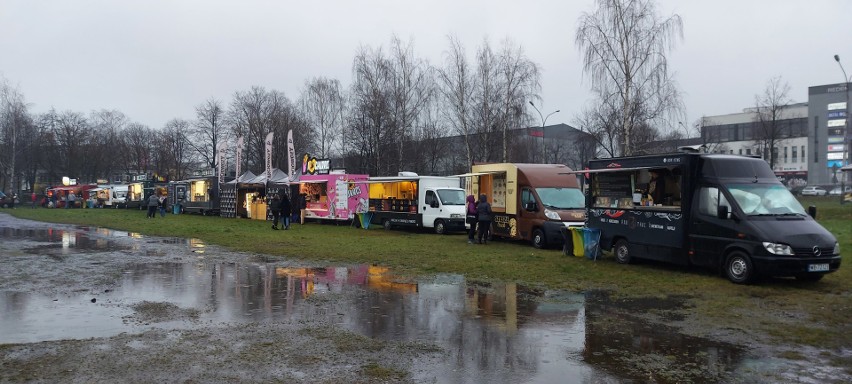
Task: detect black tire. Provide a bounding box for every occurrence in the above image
[795,274,824,282]
[614,239,631,264]
[434,219,446,235]
[725,251,754,284]
[383,219,393,230]
[532,229,546,249]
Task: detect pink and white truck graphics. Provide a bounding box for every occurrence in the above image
[299,173,369,222]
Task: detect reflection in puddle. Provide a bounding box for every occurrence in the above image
[0,227,132,254]
[0,261,746,383]
[0,225,748,383]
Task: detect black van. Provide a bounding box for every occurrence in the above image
[585,153,841,283]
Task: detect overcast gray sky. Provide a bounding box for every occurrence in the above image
[2,0,851,131]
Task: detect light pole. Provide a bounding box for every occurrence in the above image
[834,54,850,204]
[529,101,560,163]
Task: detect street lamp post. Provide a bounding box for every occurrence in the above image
[834,55,850,204]
[529,101,560,163]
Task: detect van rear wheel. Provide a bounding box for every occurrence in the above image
[614,239,631,264]
[725,251,754,284]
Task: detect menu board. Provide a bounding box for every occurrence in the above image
[595,172,632,198]
[491,174,506,209]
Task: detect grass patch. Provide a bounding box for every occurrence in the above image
[5,197,851,349]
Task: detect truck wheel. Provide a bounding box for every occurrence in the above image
[725,251,754,284]
[532,229,546,249]
[434,219,446,235]
[795,274,824,282]
[383,220,393,230]
[614,239,631,264]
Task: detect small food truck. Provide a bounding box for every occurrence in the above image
[179,176,220,216]
[460,163,586,248]
[299,172,369,223]
[584,152,841,283]
[366,172,467,234]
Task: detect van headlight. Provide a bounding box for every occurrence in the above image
[763,242,793,255]
[544,209,560,220]
[834,242,840,255]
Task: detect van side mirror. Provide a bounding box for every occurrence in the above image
[807,205,817,219]
[716,205,729,220]
[524,202,538,211]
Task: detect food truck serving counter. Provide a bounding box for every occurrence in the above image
[299,173,369,222]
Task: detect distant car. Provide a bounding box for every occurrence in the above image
[800,186,828,196]
[0,191,14,208]
[828,186,852,195]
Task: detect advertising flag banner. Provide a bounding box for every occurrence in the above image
[287,130,295,180]
[236,136,243,179]
[265,132,274,180]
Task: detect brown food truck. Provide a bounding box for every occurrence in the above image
[461,163,586,248]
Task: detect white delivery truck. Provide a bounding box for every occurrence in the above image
[366,172,467,234]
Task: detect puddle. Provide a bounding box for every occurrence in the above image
[0,222,753,383]
[0,261,748,383]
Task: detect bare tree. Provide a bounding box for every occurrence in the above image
[576,0,683,156]
[438,35,475,167]
[387,35,432,171]
[120,122,157,177]
[191,98,227,170]
[348,45,393,175]
[0,78,33,193]
[496,39,540,162]
[300,77,346,158]
[157,119,192,180]
[754,76,795,169]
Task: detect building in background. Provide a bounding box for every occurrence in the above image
[700,82,850,190]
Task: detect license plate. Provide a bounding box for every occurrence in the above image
[808,263,829,272]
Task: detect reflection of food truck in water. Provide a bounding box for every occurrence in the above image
[299,173,369,223]
[367,172,467,234]
[584,152,840,284]
[462,163,586,248]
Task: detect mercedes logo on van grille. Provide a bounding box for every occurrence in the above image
[813,246,821,257]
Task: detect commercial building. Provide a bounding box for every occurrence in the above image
[700,82,849,189]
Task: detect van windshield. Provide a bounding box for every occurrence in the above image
[726,184,806,216]
[536,187,585,210]
[437,189,465,205]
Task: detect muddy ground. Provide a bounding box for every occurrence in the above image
[0,213,848,383]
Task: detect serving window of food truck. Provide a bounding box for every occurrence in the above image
[368,180,417,212]
[300,181,328,211]
[128,183,144,202]
[188,179,211,202]
[590,167,683,211]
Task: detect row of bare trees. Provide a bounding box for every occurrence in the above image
[3,0,696,195]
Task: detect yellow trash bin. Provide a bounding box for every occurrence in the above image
[570,227,585,257]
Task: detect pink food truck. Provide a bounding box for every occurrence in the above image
[299,172,369,223]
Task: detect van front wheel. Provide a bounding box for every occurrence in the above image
[532,229,546,249]
[434,219,446,235]
[614,239,631,264]
[725,251,754,284]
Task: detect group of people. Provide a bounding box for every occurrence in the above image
[268,193,294,230]
[146,191,167,218]
[466,193,493,245]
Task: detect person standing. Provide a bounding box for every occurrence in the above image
[280,192,292,230]
[466,194,478,244]
[298,193,307,224]
[31,192,37,209]
[476,194,492,245]
[269,194,282,230]
[158,193,167,217]
[67,192,76,209]
[146,192,159,218]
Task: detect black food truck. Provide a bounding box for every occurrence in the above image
[584,152,841,284]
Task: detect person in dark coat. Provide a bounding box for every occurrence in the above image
[270,194,283,230]
[476,194,493,245]
[146,192,159,218]
[280,192,292,230]
[466,194,478,244]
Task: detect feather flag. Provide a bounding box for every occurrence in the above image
[287,130,295,180]
[265,132,274,180]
